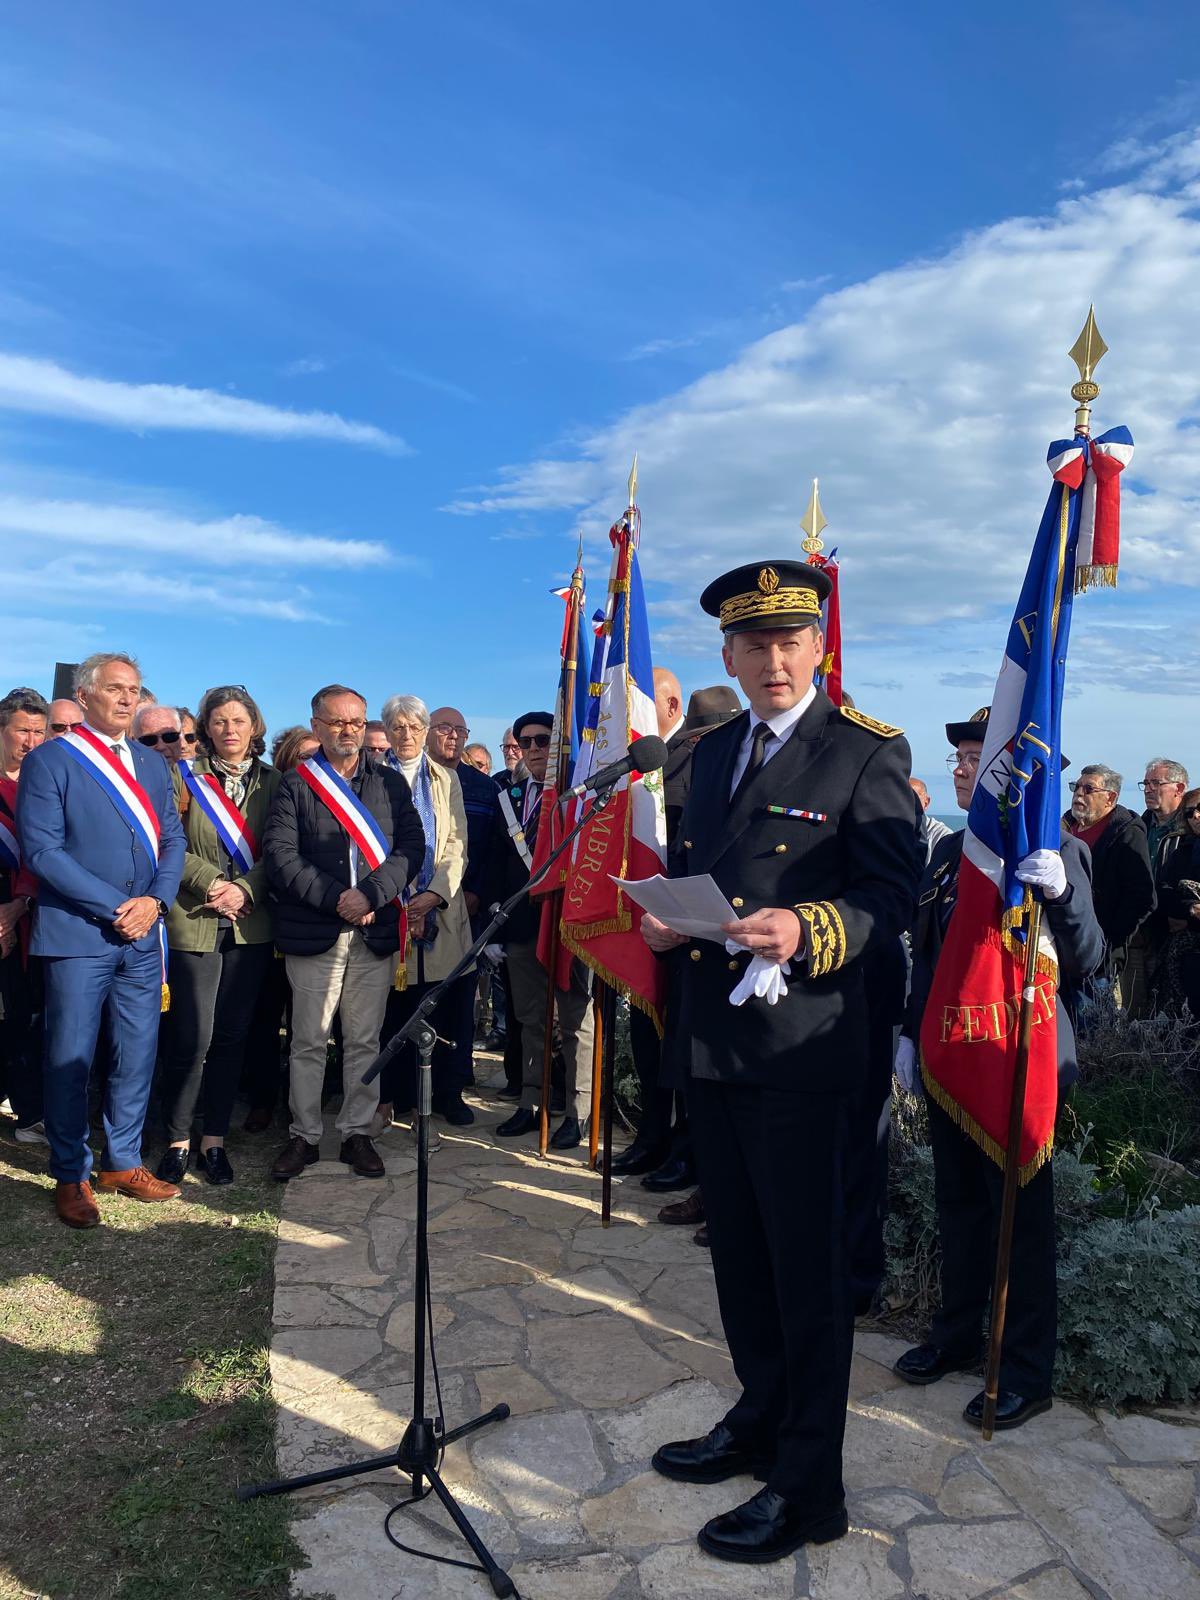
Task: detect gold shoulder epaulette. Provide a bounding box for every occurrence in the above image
[839,706,904,738]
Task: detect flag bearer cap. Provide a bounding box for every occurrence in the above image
[514,710,555,739]
[945,707,990,746]
[700,560,832,634]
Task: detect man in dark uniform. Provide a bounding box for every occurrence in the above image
[642,560,919,1564]
[893,707,1103,1428]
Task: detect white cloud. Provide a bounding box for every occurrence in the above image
[781,274,832,292]
[0,352,406,452]
[280,356,328,377]
[2,560,323,622]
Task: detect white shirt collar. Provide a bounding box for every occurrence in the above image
[748,683,817,742]
[663,714,685,743]
[83,721,128,750]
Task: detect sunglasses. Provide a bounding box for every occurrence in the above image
[50,720,81,733]
[1186,807,1200,819]
[518,733,551,750]
[138,730,181,746]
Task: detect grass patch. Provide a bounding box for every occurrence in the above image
[0,1122,302,1600]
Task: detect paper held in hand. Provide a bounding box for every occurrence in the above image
[612,872,737,943]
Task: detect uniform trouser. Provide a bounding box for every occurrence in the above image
[159,933,274,1140]
[628,1004,673,1154]
[285,931,392,1143]
[505,940,593,1118]
[690,1078,851,1510]
[927,1095,1056,1397]
[42,943,163,1183]
[845,1018,897,1307]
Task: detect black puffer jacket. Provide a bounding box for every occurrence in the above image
[263,756,426,956]
[1063,803,1155,974]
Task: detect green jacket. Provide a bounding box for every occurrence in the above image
[166,754,280,952]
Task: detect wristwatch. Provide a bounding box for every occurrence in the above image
[155,898,169,918]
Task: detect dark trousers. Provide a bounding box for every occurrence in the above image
[501,961,522,1093]
[927,1094,1057,1397]
[243,952,291,1113]
[43,942,163,1182]
[0,951,43,1127]
[380,980,460,1107]
[628,1004,673,1154]
[845,1015,896,1307]
[690,1078,851,1509]
[160,933,274,1141]
[446,968,477,1088]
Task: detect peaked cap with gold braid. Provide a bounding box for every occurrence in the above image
[700,559,833,635]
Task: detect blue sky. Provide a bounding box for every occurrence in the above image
[2,2,1199,806]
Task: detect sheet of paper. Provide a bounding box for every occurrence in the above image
[613,872,737,943]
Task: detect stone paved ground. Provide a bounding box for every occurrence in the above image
[271,1063,1200,1600]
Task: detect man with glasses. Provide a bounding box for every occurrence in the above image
[133,704,186,763]
[498,728,522,778]
[46,699,83,739]
[1063,764,1155,1006]
[262,683,425,1180]
[1127,760,1191,1014]
[485,710,594,1149]
[893,706,1103,1430]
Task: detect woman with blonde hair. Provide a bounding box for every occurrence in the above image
[374,694,475,1127]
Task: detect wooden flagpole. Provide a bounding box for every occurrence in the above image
[599,982,617,1225]
[588,986,604,1167]
[980,898,1042,1440]
[538,550,585,1158]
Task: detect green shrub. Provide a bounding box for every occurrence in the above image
[1055,1205,1200,1405]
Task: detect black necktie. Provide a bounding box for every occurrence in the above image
[732,721,771,803]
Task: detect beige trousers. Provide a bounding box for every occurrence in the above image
[285,930,393,1142]
[505,939,594,1118]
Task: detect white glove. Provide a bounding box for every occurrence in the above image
[894,1035,919,1094]
[1015,848,1068,902]
[725,941,791,1006]
[483,944,505,964]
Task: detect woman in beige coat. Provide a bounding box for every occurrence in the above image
[373,694,475,1127]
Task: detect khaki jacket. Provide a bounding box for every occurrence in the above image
[167,754,280,951]
[400,759,473,984]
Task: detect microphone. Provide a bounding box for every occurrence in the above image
[564,736,668,800]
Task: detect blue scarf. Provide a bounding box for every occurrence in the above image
[388,750,438,948]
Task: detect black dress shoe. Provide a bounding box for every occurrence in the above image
[496,1107,538,1138]
[641,1155,696,1192]
[698,1487,848,1564]
[893,1342,981,1386]
[549,1115,582,1150]
[651,1422,772,1485]
[963,1389,1052,1431]
[433,1092,475,1127]
[496,1086,522,1102]
[196,1146,234,1186]
[610,1142,668,1177]
[155,1146,189,1184]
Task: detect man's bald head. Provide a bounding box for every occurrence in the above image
[909,778,931,811]
[427,706,470,768]
[653,668,683,739]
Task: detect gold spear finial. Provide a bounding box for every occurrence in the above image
[627,452,639,509]
[800,477,828,557]
[1068,305,1108,437]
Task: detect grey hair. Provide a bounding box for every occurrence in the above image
[74,651,140,695]
[1146,757,1189,787]
[380,694,430,731]
[133,703,181,736]
[1081,763,1122,796]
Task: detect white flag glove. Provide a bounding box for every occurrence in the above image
[894,1035,919,1094]
[483,944,506,964]
[725,941,791,1006]
[1015,848,1068,902]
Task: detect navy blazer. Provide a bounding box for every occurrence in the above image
[18,736,186,957]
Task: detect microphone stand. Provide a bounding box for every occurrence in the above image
[237,787,616,1598]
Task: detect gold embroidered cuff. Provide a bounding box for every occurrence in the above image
[793,901,847,978]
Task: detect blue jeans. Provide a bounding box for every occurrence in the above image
[42,943,163,1182]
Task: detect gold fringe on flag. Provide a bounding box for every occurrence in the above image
[1074,563,1117,594]
[919,1056,1054,1186]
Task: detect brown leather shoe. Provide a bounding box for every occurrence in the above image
[95,1165,181,1201]
[55,1181,100,1229]
[659,1188,704,1226]
[339,1134,385,1178]
[271,1135,319,1181]
[693,1223,710,1248]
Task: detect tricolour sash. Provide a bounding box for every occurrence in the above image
[497,785,534,870]
[296,753,389,868]
[181,765,258,874]
[58,726,170,1011]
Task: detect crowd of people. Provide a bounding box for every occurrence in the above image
[1,594,1196,1563]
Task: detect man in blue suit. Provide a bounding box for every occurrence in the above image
[18,652,186,1228]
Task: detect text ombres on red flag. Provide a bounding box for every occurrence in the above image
[919,426,1132,1182]
[558,513,667,1029]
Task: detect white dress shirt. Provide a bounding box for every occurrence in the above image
[85,721,137,780]
[728,684,817,796]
